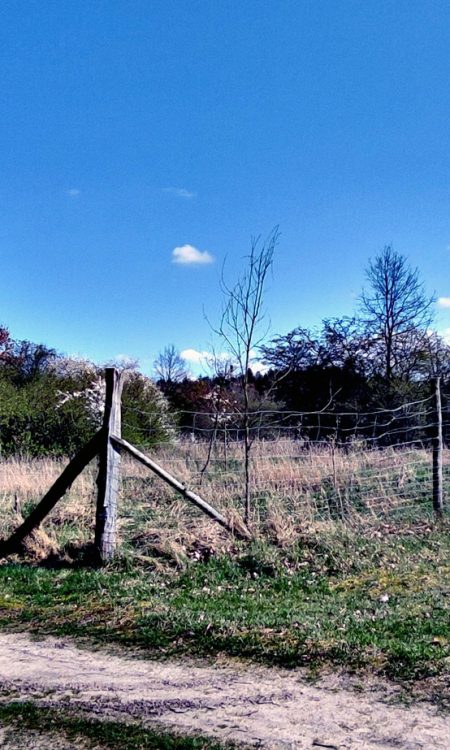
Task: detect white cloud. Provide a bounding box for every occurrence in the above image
[251,361,269,375]
[441,328,450,343]
[181,348,268,374]
[163,187,196,199]
[67,188,81,197]
[248,349,269,374]
[172,244,214,265]
[437,297,450,308]
[181,349,229,367]
[180,348,210,363]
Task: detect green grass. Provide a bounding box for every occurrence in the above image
[0,701,234,750]
[0,527,448,689]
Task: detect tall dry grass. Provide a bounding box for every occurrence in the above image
[0,438,445,561]
[148,437,439,518]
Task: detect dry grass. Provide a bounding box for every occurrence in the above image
[0,438,446,563]
[145,438,443,529]
[0,457,97,557]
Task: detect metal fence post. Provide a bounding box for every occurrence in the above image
[432,376,444,517]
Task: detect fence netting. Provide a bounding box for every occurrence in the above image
[119,392,449,537]
[1,390,449,561]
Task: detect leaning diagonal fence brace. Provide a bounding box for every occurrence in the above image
[0,429,103,558]
[110,435,251,540]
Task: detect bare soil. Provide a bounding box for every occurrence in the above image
[0,633,448,749]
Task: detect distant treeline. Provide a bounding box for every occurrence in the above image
[0,321,448,457]
[2,247,450,456]
[156,246,450,445]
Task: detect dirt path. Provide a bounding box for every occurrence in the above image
[0,633,448,749]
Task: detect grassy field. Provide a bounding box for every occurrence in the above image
[0,527,448,691]
[0,447,449,701]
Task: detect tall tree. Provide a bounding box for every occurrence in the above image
[360,246,434,381]
[3,339,57,384]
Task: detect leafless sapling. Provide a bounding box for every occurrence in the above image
[215,227,279,525]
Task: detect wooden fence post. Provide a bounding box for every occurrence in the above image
[95,368,124,560]
[432,376,444,517]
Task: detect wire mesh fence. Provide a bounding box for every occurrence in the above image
[1,376,449,563]
[119,389,449,533]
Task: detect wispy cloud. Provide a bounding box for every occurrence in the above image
[66,188,81,197]
[172,244,214,265]
[163,187,196,199]
[437,297,450,308]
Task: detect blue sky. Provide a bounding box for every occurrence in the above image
[2,0,450,374]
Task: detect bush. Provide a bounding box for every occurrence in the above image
[0,347,175,457]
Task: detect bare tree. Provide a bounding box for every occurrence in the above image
[215,227,279,525]
[360,246,435,381]
[261,327,321,372]
[321,317,371,372]
[153,344,188,383]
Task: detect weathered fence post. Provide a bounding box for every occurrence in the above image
[432,376,444,517]
[95,368,124,560]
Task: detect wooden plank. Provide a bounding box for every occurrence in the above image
[111,434,250,539]
[0,430,102,558]
[95,368,124,559]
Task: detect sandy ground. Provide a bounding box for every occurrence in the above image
[0,633,448,749]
